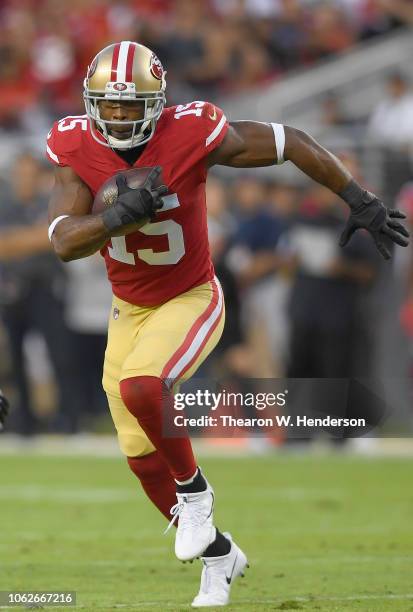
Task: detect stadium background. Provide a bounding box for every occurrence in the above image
[1,1,413,610]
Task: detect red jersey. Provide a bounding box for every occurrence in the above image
[46,101,228,306]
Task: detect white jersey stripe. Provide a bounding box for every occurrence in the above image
[116,41,130,82]
[46,144,60,165]
[166,277,224,383]
[206,115,227,147]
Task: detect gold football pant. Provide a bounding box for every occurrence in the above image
[102,277,225,457]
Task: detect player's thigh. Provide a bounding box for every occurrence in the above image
[176,306,225,385]
[120,277,225,386]
[103,295,152,397]
[106,391,155,457]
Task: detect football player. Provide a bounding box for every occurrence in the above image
[46,41,409,607]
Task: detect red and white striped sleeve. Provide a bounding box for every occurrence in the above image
[202,102,229,154]
[45,122,69,167]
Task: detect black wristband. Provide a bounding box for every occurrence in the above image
[339,180,366,210]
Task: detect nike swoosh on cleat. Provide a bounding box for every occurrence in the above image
[206,492,214,519]
[225,551,238,585]
[209,108,217,121]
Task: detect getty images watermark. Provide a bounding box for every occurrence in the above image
[173,388,366,430]
[162,378,397,438]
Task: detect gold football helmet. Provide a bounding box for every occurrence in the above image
[83,41,166,149]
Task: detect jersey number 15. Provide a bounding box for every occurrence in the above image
[108,194,185,266]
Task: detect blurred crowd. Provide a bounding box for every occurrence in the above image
[0,0,413,436]
[0,0,409,130]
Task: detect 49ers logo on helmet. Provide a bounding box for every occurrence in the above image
[150,54,163,80]
[113,82,127,91]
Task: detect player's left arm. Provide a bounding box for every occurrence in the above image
[208,121,410,259]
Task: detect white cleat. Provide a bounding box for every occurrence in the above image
[191,533,248,607]
[165,480,216,561]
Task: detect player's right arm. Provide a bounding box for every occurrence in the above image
[49,166,167,262]
[48,166,110,261]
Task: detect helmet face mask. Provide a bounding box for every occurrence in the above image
[83,41,166,150]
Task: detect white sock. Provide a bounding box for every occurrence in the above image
[175,467,199,486]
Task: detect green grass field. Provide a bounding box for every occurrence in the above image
[1,452,413,611]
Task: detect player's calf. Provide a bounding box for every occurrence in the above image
[127,450,176,521]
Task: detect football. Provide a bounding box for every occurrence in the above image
[92,166,165,235]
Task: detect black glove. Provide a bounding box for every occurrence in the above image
[0,389,9,432]
[339,180,410,260]
[102,166,168,233]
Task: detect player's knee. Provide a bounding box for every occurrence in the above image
[127,449,170,483]
[120,375,166,420]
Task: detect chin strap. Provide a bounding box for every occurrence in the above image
[107,133,135,149]
[107,121,152,149]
